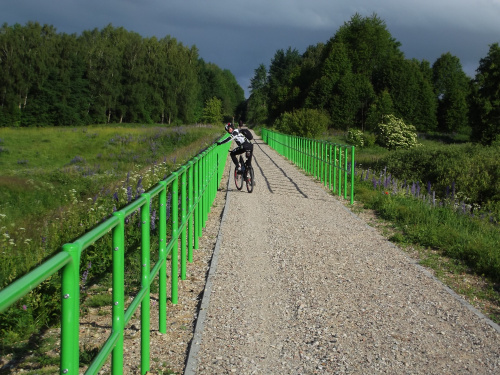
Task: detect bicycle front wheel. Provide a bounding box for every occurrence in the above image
[234,167,243,190]
[245,166,254,193]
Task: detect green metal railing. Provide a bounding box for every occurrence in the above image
[0,139,230,375]
[262,129,355,204]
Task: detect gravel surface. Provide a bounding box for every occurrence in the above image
[186,134,499,375]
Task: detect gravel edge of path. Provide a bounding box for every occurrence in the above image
[183,160,232,375]
[337,201,500,335]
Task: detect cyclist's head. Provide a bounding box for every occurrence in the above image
[225,123,233,133]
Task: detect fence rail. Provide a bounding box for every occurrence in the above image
[262,129,355,204]
[0,139,231,375]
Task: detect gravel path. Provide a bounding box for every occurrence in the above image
[186,134,499,375]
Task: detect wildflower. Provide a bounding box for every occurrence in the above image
[384,191,389,195]
[22,305,27,310]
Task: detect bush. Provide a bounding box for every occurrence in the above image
[274,108,329,138]
[376,114,420,150]
[347,129,376,148]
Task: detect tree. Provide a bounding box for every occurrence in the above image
[247,64,268,125]
[333,13,404,82]
[202,97,223,124]
[432,52,470,134]
[267,47,302,123]
[366,89,394,131]
[470,43,500,145]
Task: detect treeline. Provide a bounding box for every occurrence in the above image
[246,14,500,145]
[0,22,245,127]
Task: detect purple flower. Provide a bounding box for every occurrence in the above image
[127,186,133,202]
[22,305,27,311]
[151,209,157,231]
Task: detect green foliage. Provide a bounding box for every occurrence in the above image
[375,114,420,150]
[432,52,470,134]
[0,23,245,127]
[247,64,269,126]
[470,43,500,145]
[376,142,500,208]
[202,97,223,124]
[267,47,303,124]
[346,129,376,148]
[274,108,329,138]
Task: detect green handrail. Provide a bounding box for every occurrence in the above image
[0,139,231,375]
[262,129,355,204]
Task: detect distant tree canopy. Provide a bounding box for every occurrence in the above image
[246,13,499,145]
[0,22,245,127]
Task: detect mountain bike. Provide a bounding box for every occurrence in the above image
[234,150,254,193]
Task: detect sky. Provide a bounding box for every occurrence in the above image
[2,0,500,98]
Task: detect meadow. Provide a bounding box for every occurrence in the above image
[0,124,223,351]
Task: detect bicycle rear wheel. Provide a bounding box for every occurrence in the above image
[234,167,243,190]
[245,165,254,193]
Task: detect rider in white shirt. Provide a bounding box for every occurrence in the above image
[216,123,253,172]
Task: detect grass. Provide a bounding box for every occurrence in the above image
[0,124,224,372]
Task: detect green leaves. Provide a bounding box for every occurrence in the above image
[202,97,223,124]
[274,108,329,138]
[0,23,244,127]
[376,114,420,150]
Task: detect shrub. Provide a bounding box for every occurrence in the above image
[274,108,329,138]
[376,114,420,150]
[347,129,364,147]
[347,129,376,148]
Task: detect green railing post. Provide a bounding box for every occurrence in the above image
[171,174,179,305]
[180,168,187,280]
[333,145,338,194]
[344,147,348,200]
[188,161,194,263]
[60,243,81,375]
[329,143,332,191]
[111,211,125,374]
[193,157,200,250]
[158,181,167,333]
[351,146,355,205]
[140,194,151,374]
[338,145,342,197]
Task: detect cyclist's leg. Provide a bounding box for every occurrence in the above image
[229,147,244,167]
[244,143,254,166]
[230,147,245,167]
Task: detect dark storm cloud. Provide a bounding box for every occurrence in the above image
[2,0,499,97]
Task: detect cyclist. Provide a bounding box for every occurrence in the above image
[216,123,253,173]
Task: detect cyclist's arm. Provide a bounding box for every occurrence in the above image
[217,135,233,145]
